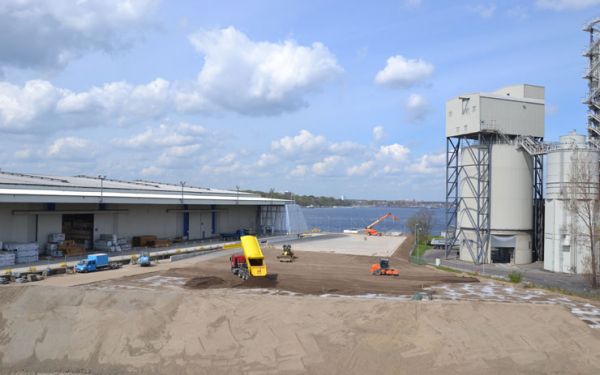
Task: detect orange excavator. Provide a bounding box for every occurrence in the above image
[364,213,399,236]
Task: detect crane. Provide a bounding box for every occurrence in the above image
[365,213,399,236]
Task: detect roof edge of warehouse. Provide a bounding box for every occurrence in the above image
[0,170,290,206]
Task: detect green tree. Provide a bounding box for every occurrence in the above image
[406,209,434,244]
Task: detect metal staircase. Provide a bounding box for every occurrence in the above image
[584,19,600,141]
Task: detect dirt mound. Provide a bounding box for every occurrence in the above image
[392,234,415,260]
[94,250,478,296]
[1,285,600,375]
[236,274,279,289]
[184,276,226,288]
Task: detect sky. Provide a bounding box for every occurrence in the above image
[0,0,599,200]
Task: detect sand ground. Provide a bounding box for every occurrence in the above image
[1,286,600,375]
[283,233,406,256]
[1,235,600,374]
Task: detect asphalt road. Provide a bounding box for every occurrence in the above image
[423,248,600,297]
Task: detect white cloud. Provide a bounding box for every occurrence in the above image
[0,79,175,131]
[57,78,171,118]
[0,0,158,72]
[404,0,423,7]
[0,80,64,130]
[47,137,92,158]
[140,166,163,177]
[469,4,497,18]
[271,130,327,156]
[506,5,529,19]
[372,126,385,141]
[0,27,343,132]
[113,122,206,149]
[408,152,445,174]
[15,149,32,160]
[188,26,343,115]
[329,141,364,155]
[200,153,244,175]
[347,160,374,176]
[312,156,342,176]
[405,93,430,123]
[256,153,279,168]
[536,0,600,10]
[290,165,309,177]
[376,144,411,162]
[375,55,434,88]
[162,144,201,158]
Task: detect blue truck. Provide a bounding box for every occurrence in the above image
[75,254,120,273]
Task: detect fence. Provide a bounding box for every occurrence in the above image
[408,240,427,265]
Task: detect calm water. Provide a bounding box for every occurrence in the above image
[302,206,445,235]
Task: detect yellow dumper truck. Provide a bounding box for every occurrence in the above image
[229,235,268,280]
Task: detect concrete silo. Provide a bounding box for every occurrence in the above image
[544,132,599,274]
[445,84,545,264]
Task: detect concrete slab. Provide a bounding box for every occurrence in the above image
[283,233,406,257]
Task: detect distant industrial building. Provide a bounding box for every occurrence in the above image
[0,171,304,249]
[443,19,600,276]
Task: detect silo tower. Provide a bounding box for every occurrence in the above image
[584,18,600,141]
[544,132,599,274]
[445,85,545,264]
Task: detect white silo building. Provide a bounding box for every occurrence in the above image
[445,84,545,264]
[544,132,600,274]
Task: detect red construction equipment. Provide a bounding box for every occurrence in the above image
[364,213,399,236]
[370,258,399,276]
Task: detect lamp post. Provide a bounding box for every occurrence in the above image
[180,181,186,204]
[415,224,421,262]
[98,175,106,204]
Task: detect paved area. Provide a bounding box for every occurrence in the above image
[284,233,406,256]
[423,248,600,297]
[1,234,296,274]
[427,281,600,329]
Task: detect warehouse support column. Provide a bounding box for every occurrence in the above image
[183,204,189,239]
[211,204,216,235]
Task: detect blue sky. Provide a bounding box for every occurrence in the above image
[0,0,598,200]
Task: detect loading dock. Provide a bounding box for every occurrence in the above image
[62,214,94,249]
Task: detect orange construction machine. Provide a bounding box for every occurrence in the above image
[364,213,399,236]
[370,258,399,276]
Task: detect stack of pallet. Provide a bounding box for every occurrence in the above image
[118,237,132,251]
[0,251,15,267]
[132,235,157,247]
[150,239,171,248]
[45,233,66,257]
[94,234,132,252]
[59,240,85,256]
[3,242,39,264]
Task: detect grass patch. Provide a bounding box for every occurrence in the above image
[413,243,430,257]
[435,265,462,274]
[507,271,522,283]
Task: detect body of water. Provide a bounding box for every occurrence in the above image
[302,206,445,235]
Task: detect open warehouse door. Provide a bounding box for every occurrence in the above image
[62,214,94,249]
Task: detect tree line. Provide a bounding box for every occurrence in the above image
[243,189,444,208]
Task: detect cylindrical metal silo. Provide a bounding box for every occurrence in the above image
[544,132,599,274]
[458,143,533,264]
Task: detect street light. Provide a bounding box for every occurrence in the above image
[180,181,186,204]
[415,224,421,263]
[98,175,106,204]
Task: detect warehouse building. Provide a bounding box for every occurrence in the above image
[0,171,302,250]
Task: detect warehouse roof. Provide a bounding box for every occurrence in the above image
[0,171,289,206]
